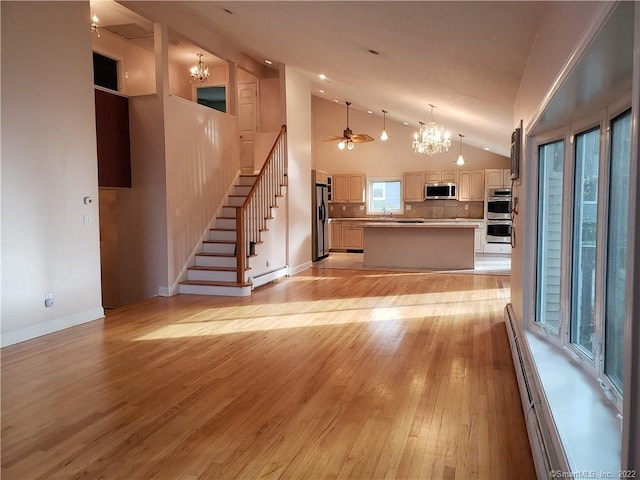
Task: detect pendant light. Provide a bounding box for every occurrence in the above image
[380,110,389,141]
[456,134,465,166]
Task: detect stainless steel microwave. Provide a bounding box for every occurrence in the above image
[424,183,457,200]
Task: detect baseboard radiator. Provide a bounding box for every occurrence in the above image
[504,303,570,480]
[250,266,288,290]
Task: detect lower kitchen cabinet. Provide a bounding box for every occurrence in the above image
[330,221,342,249]
[474,224,484,253]
[342,226,364,250]
[329,221,364,250]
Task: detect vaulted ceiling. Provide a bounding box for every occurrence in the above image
[97,1,551,156]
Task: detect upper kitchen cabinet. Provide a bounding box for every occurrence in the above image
[402,172,425,202]
[458,170,485,201]
[425,170,459,184]
[332,173,365,202]
[485,169,511,188]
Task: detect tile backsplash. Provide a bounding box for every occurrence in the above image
[329,200,484,219]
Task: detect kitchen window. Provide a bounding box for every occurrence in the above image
[367,179,402,214]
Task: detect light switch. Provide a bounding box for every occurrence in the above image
[83,215,92,225]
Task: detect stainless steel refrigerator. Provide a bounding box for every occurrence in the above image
[313,170,330,261]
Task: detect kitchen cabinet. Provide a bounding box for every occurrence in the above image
[474,222,485,253]
[459,170,486,201]
[425,170,459,184]
[330,221,342,249]
[329,220,364,250]
[342,225,364,250]
[485,169,511,188]
[425,171,442,183]
[402,172,425,202]
[442,170,459,183]
[332,173,365,202]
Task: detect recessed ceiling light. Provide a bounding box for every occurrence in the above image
[319,74,327,80]
[333,99,339,103]
[367,110,373,114]
[403,122,409,126]
[318,89,325,94]
[484,147,491,151]
[265,59,273,65]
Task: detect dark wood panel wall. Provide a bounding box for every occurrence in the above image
[95,89,131,188]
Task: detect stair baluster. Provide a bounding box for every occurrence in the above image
[236,125,287,284]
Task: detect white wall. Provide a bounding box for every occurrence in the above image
[1,1,104,346]
[511,1,602,324]
[117,95,169,305]
[164,96,240,291]
[283,67,313,274]
[260,77,282,133]
[312,96,510,176]
[92,29,156,96]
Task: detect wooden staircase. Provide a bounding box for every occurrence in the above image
[179,126,287,297]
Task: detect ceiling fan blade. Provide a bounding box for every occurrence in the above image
[350,134,375,143]
[323,135,348,142]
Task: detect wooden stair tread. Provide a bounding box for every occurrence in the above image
[195,252,236,258]
[181,280,251,287]
[210,228,236,232]
[189,266,249,272]
[203,240,236,245]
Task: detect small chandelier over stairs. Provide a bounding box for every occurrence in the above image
[190,53,210,82]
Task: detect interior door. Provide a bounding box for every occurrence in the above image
[238,82,258,173]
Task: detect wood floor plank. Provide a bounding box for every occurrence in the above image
[1,267,534,479]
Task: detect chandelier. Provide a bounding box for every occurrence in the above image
[90,15,100,37]
[190,53,209,82]
[412,104,451,155]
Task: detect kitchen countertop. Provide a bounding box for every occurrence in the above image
[329,217,484,224]
[362,221,477,228]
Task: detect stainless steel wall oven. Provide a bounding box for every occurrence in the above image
[486,188,512,244]
[486,188,512,220]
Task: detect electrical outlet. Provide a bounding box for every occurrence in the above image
[465,204,469,210]
[342,206,346,211]
[44,293,54,308]
[359,205,364,211]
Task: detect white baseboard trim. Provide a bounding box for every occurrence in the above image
[158,286,173,297]
[1,307,105,347]
[288,261,312,276]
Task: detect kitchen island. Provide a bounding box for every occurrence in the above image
[362,221,476,270]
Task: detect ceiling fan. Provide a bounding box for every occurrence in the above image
[323,101,374,150]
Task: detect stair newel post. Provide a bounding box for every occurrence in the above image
[236,207,246,284]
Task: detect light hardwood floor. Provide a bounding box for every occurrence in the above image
[1,268,534,480]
